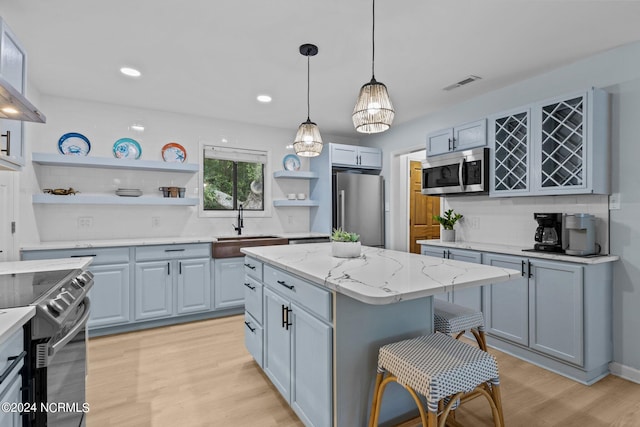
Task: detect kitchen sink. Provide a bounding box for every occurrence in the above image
[211,235,288,258]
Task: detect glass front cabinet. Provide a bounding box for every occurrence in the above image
[489,88,609,197]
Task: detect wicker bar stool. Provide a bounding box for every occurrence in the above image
[434,299,487,351]
[369,333,505,427]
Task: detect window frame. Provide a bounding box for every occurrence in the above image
[198,142,272,218]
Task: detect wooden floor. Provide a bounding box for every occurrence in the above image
[87,315,640,427]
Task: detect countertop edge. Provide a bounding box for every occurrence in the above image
[417,240,620,264]
[0,307,36,343]
[0,257,93,274]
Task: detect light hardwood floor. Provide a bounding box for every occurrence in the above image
[87,315,640,427]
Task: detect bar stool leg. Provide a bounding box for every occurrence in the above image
[490,381,505,427]
[471,328,488,352]
[368,370,385,427]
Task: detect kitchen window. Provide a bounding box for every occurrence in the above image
[202,146,266,212]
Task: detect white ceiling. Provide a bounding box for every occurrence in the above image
[3,0,640,138]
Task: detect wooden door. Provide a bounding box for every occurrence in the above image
[409,160,440,253]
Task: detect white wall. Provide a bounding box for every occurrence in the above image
[18,96,356,244]
[361,40,640,374]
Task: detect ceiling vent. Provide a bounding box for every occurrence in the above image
[442,75,482,91]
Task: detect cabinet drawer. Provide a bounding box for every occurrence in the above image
[244,311,263,367]
[0,328,24,390]
[244,257,263,281]
[244,276,263,322]
[264,265,331,322]
[22,247,130,265]
[135,243,211,261]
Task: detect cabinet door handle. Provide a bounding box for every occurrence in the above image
[179,261,182,275]
[285,306,293,330]
[452,137,456,149]
[0,351,26,385]
[521,260,526,277]
[1,130,10,156]
[277,280,294,290]
[447,250,451,259]
[244,263,256,270]
[528,261,533,278]
[244,282,255,290]
[448,137,452,150]
[167,262,170,275]
[442,250,446,258]
[281,304,287,328]
[244,321,256,333]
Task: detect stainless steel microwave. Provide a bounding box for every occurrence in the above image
[421,147,489,196]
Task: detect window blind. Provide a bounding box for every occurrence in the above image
[204,146,267,164]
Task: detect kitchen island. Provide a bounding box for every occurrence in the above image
[241,243,519,427]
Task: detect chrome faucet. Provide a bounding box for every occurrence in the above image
[233,204,244,235]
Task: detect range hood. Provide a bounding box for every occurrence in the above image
[0,74,45,123]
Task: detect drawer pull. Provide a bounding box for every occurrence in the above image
[277,280,294,290]
[165,249,186,252]
[244,321,256,333]
[1,130,10,156]
[0,351,26,385]
[244,263,256,270]
[70,254,97,258]
[244,282,256,290]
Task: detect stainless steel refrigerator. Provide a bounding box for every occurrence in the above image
[333,172,385,247]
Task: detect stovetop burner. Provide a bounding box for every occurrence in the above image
[0,269,77,309]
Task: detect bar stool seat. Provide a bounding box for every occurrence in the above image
[434,299,487,351]
[369,333,504,427]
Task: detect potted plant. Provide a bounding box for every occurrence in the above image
[433,209,463,242]
[331,228,361,258]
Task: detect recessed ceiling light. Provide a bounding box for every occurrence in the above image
[120,67,142,77]
[257,94,272,103]
[1,107,18,115]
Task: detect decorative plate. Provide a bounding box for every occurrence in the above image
[161,142,187,163]
[113,138,142,159]
[283,154,301,171]
[58,133,91,156]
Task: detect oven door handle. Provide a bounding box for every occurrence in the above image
[47,298,91,361]
[458,158,465,192]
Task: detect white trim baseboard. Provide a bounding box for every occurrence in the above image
[609,362,640,384]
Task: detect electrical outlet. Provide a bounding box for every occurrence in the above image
[609,193,621,210]
[152,217,161,228]
[78,217,93,229]
[469,217,480,229]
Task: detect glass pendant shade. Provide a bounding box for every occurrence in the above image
[352,77,394,134]
[293,119,323,157]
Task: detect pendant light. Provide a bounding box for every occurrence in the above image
[293,43,323,157]
[352,0,395,134]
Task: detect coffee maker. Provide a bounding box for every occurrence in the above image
[533,213,564,253]
[565,213,599,256]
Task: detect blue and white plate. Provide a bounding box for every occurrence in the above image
[58,133,91,156]
[113,138,142,159]
[283,154,301,171]
[162,142,187,163]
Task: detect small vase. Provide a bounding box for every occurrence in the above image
[441,229,456,242]
[331,241,361,258]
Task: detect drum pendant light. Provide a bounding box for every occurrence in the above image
[352,0,395,134]
[293,44,323,157]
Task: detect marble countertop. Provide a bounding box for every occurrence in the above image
[0,257,93,274]
[20,233,330,251]
[0,307,35,343]
[241,243,519,305]
[417,240,620,265]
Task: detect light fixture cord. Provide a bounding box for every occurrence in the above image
[307,53,311,121]
[371,0,376,79]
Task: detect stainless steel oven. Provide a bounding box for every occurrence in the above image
[0,268,93,427]
[421,147,489,196]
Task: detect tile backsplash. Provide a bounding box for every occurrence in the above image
[444,194,610,253]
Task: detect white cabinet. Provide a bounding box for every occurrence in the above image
[490,89,609,197]
[213,257,245,309]
[330,143,382,169]
[0,329,24,427]
[246,258,333,427]
[427,119,486,157]
[0,18,27,170]
[135,244,211,321]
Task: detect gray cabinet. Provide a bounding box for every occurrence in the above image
[427,119,486,157]
[330,143,382,169]
[89,263,130,327]
[246,257,333,427]
[135,244,211,321]
[0,18,26,170]
[213,257,245,310]
[0,329,24,427]
[490,88,609,197]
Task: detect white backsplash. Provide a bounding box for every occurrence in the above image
[444,194,610,253]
